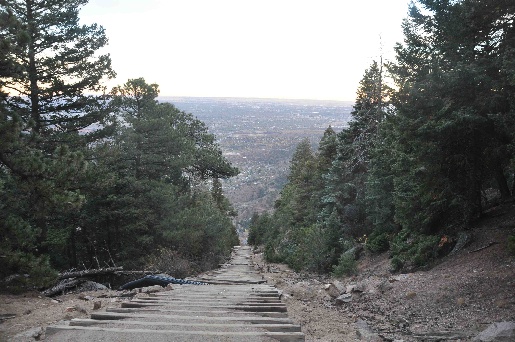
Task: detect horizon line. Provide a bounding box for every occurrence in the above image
[158,95,355,103]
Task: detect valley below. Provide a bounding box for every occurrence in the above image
[165,97,353,232]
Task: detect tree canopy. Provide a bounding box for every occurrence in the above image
[248,0,515,274]
[0,1,239,290]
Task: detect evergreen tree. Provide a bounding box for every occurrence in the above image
[323,60,390,238]
[72,78,240,270]
[0,0,115,138]
[110,78,238,184]
[0,0,114,282]
[390,0,515,232]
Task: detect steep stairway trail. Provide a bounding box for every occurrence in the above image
[45,246,304,341]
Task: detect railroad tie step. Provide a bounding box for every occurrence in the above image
[69,318,302,332]
[45,245,304,341]
[45,326,305,342]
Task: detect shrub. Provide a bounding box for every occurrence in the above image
[389,229,439,272]
[331,252,358,277]
[1,250,57,293]
[145,248,198,279]
[366,230,390,253]
[508,235,515,256]
[390,256,403,272]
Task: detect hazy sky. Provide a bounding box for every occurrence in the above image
[80,0,409,101]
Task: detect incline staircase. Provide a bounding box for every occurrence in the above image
[45,246,304,341]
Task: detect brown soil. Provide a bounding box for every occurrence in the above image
[1,203,514,341]
[254,202,515,341]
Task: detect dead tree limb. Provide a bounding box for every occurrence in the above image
[113,270,159,276]
[58,267,123,280]
[42,278,87,297]
[469,241,498,254]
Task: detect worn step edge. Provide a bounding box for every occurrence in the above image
[107,307,288,317]
[157,290,279,295]
[69,318,302,332]
[123,302,286,308]
[92,312,293,324]
[45,325,305,342]
[121,302,287,312]
[131,297,282,305]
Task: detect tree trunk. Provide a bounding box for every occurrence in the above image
[26,0,41,133]
[494,166,511,200]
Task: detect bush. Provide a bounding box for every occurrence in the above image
[508,235,515,256]
[366,230,390,253]
[390,256,403,272]
[389,229,439,272]
[331,252,358,277]
[145,248,198,279]
[0,250,57,293]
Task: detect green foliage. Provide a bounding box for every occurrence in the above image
[0,249,57,292]
[332,252,358,278]
[390,230,440,272]
[226,0,515,276]
[390,256,403,273]
[2,0,514,288]
[508,235,515,256]
[366,230,390,253]
[1,0,115,136]
[388,0,515,231]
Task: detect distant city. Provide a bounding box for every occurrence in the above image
[160,97,353,230]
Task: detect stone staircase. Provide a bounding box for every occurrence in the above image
[45,246,304,341]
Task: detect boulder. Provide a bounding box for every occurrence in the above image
[333,280,346,292]
[473,321,515,342]
[324,283,342,298]
[346,282,365,293]
[137,285,164,294]
[335,293,352,305]
[12,327,44,342]
[355,319,382,341]
[78,281,108,292]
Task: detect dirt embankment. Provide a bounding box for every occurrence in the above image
[254,202,515,341]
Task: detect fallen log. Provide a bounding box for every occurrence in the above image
[119,275,207,290]
[42,278,87,297]
[58,267,123,280]
[113,270,159,276]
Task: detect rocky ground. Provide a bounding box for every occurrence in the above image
[1,203,514,341]
[253,202,515,341]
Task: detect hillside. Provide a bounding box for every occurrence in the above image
[254,201,515,341]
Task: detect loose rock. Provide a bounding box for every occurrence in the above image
[355,319,382,341]
[336,293,353,305]
[324,283,342,298]
[473,321,515,342]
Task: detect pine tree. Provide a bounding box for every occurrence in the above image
[390,0,515,232]
[0,0,114,280]
[0,0,115,138]
[110,78,238,184]
[322,60,390,238]
[71,79,240,270]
